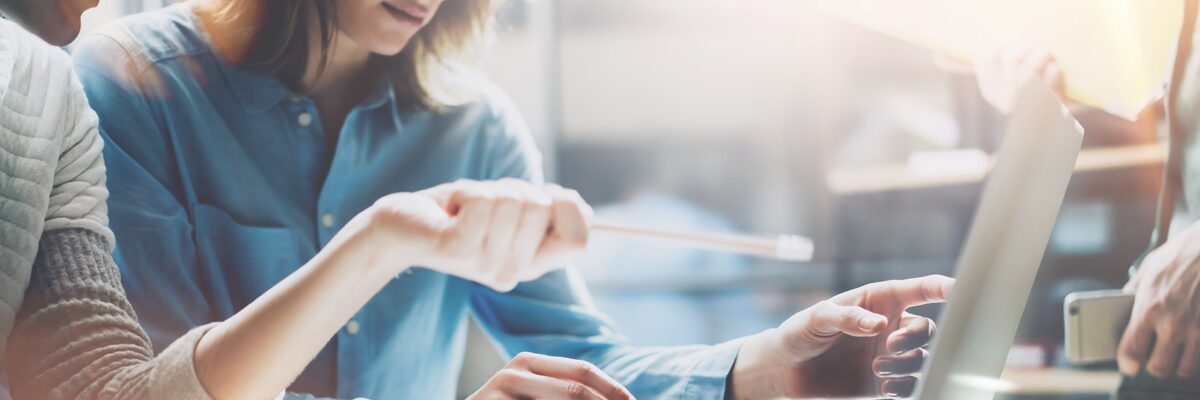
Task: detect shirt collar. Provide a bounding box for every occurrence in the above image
[220,63,294,113]
[360,71,398,110]
[188,3,396,114]
[218,60,398,114]
[183,6,291,114]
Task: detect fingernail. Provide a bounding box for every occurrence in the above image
[877,369,894,377]
[884,391,900,399]
[860,316,885,329]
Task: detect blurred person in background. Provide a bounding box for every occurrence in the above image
[76,0,955,398]
[0,1,631,400]
[972,2,1200,396]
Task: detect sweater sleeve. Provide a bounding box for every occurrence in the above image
[6,228,213,400]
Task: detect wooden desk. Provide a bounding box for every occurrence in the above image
[826,144,1165,195]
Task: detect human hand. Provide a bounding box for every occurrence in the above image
[1119,220,1200,378]
[971,48,1066,114]
[468,353,634,400]
[729,275,954,399]
[338,179,592,292]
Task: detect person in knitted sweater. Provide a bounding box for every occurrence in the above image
[0,1,631,399]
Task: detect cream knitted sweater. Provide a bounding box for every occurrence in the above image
[0,20,211,400]
[0,19,110,352]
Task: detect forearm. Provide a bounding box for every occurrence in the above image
[6,228,210,400]
[193,218,403,400]
[725,329,789,400]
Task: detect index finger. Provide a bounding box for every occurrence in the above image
[518,353,633,400]
[886,275,955,307]
[422,180,480,212]
[534,187,592,268]
[492,369,605,400]
[887,313,936,354]
[1118,306,1154,376]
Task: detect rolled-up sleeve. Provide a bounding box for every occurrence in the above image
[469,97,742,399]
[471,271,744,399]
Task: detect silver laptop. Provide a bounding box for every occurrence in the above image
[915,79,1084,400]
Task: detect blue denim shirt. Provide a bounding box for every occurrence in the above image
[72,5,740,399]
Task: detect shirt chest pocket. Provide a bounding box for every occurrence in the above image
[192,203,302,313]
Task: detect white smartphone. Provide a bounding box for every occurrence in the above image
[1063,289,1135,365]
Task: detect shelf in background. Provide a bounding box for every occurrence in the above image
[827,143,1164,195]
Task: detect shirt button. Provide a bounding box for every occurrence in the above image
[321,213,335,228]
[297,112,313,127]
[346,319,361,335]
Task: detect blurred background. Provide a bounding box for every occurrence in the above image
[80,1,1165,399]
